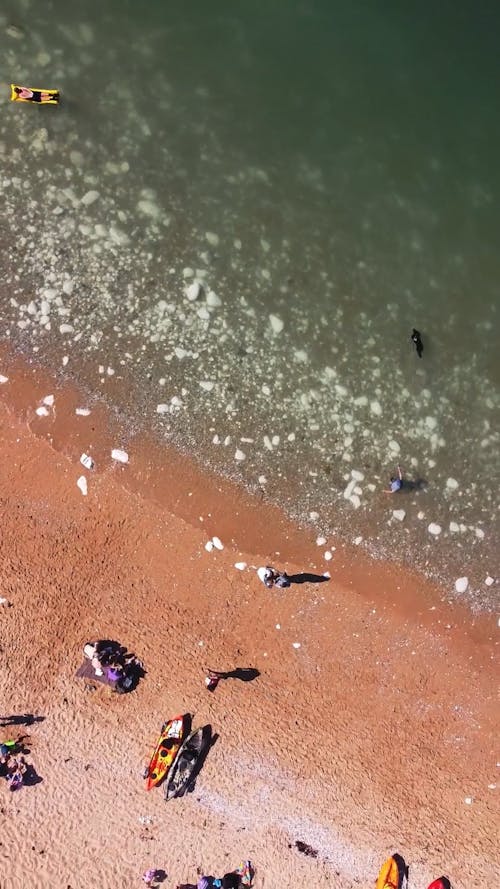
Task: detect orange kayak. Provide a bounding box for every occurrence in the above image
[376,856,402,889]
[145,715,186,790]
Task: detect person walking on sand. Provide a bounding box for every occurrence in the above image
[383,464,404,494]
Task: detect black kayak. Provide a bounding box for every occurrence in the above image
[163,725,211,800]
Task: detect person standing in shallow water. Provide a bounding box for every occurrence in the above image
[384,464,403,494]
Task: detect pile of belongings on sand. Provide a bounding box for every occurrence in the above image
[77,640,144,694]
[0,739,28,791]
[177,860,254,888]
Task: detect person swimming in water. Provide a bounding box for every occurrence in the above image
[384,464,404,494]
[411,328,424,358]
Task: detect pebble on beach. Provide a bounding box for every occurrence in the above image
[455,577,469,594]
[111,448,129,464]
[77,476,88,496]
[428,523,442,536]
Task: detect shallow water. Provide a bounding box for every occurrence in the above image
[0,1,498,605]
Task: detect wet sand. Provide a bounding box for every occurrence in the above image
[0,354,498,889]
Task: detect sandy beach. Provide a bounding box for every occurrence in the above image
[0,355,498,889]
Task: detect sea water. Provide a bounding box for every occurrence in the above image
[0,0,498,606]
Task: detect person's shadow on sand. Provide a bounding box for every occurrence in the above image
[0,714,45,727]
[208,667,260,683]
[287,572,330,585]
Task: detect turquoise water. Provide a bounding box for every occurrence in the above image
[0,1,498,604]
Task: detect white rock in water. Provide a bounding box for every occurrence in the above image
[234,449,246,461]
[370,400,382,416]
[59,323,74,334]
[475,528,485,540]
[292,642,301,649]
[428,523,442,536]
[35,406,50,417]
[388,440,400,454]
[485,576,494,586]
[212,536,224,550]
[234,562,247,570]
[446,477,459,490]
[156,404,169,414]
[43,394,55,406]
[425,416,438,430]
[350,494,361,509]
[137,199,161,219]
[205,231,220,246]
[316,536,327,546]
[449,522,460,533]
[199,380,215,392]
[354,536,363,545]
[310,511,319,520]
[75,407,91,416]
[77,475,88,496]
[111,448,129,464]
[269,314,284,334]
[63,279,75,295]
[174,347,187,359]
[392,509,406,522]
[6,24,24,38]
[185,281,201,301]
[206,290,222,307]
[109,226,130,246]
[0,374,9,383]
[455,577,469,593]
[36,51,51,66]
[324,551,333,561]
[205,540,214,552]
[81,190,100,206]
[343,479,356,500]
[351,469,364,482]
[183,267,194,278]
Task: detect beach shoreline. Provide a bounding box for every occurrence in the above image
[0,353,498,889]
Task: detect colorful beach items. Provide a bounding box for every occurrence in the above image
[145,714,186,790]
[10,84,60,104]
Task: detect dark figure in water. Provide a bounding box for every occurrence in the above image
[411,328,423,358]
